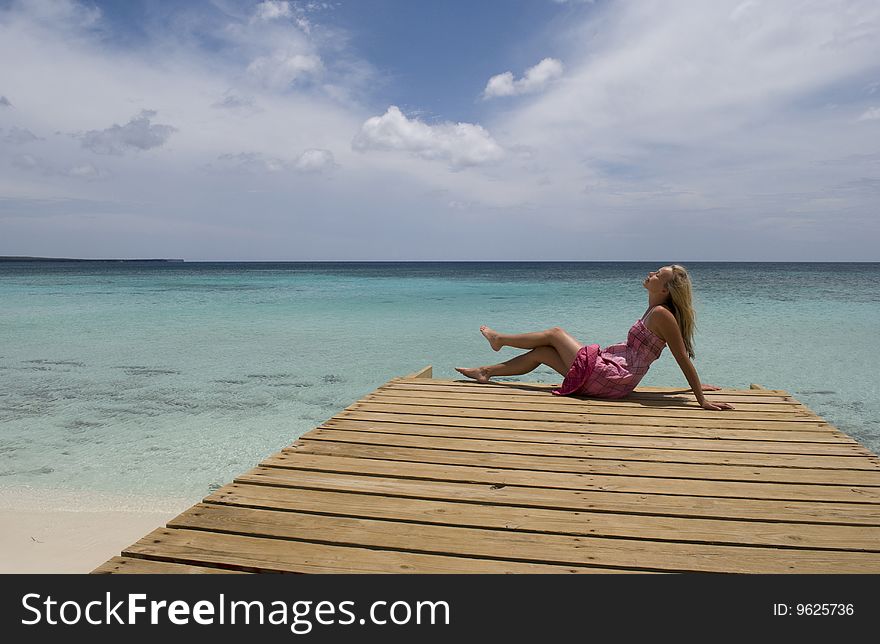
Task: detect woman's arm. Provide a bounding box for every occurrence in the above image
[653,309,734,411]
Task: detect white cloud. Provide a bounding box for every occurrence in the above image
[254,1,292,21]
[19,0,101,29]
[857,106,880,121]
[295,148,336,173]
[352,106,504,169]
[65,162,108,179]
[213,149,336,175]
[506,2,880,147]
[483,73,517,99]
[212,93,256,110]
[215,152,290,174]
[295,17,312,35]
[483,58,564,99]
[11,153,108,180]
[0,96,12,108]
[80,110,176,155]
[246,52,323,90]
[217,0,350,100]
[727,0,759,22]
[3,126,40,144]
[11,154,41,172]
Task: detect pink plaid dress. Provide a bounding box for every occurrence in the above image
[552,309,666,399]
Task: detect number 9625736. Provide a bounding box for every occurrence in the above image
[796,604,854,616]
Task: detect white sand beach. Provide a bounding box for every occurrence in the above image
[0,487,193,574]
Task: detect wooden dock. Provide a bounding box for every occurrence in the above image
[94,366,880,574]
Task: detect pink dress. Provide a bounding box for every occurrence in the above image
[552,309,666,399]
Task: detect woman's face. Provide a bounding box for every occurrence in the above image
[643,266,674,294]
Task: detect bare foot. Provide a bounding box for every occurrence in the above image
[455,367,490,383]
[480,325,503,352]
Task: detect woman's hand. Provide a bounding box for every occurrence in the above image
[701,400,735,411]
[699,384,733,409]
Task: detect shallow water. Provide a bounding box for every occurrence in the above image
[1,261,877,506]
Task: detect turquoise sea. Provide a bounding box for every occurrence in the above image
[1,261,878,506]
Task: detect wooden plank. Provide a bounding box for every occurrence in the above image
[383,380,799,401]
[405,365,433,379]
[298,430,880,471]
[366,392,818,420]
[336,409,844,438]
[323,417,854,446]
[376,385,804,418]
[124,528,611,574]
[316,422,868,455]
[372,391,804,423]
[371,392,806,418]
[384,380,799,408]
[289,440,880,487]
[270,449,880,502]
[92,556,249,574]
[208,482,880,552]
[168,503,880,573]
[398,378,791,397]
[389,379,794,395]
[238,464,880,526]
[351,400,822,425]
[344,405,827,431]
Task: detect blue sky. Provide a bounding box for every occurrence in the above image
[76,0,583,121]
[326,0,579,121]
[1,0,879,260]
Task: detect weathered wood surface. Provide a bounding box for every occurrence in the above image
[94,369,880,574]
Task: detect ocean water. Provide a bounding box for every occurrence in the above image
[1,261,878,507]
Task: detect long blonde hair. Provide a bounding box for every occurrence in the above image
[664,264,696,359]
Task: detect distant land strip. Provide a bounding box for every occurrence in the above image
[0,256,185,263]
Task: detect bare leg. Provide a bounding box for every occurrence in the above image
[481,325,582,371]
[456,346,569,383]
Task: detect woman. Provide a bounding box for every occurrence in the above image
[455,265,734,411]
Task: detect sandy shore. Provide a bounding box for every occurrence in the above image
[0,486,193,574]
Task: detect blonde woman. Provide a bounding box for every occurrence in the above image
[455,265,734,411]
